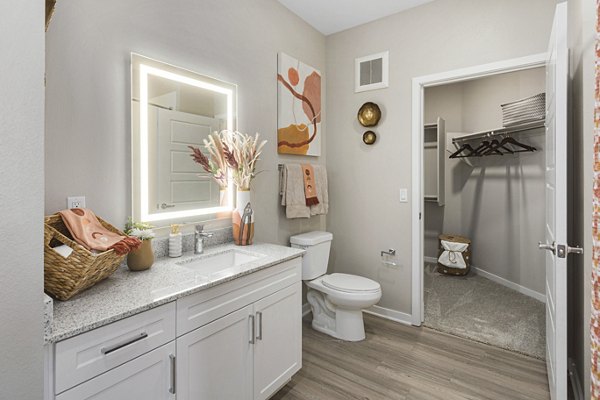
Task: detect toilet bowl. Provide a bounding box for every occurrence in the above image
[290,231,382,341]
[306,273,381,341]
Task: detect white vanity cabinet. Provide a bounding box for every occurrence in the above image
[46,256,303,400]
[176,259,302,400]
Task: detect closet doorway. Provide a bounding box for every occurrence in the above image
[412,7,569,398]
[421,66,547,359]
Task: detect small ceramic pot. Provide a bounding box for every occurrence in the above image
[127,239,154,271]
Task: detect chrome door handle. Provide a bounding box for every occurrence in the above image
[256,311,263,341]
[169,354,176,394]
[538,241,556,254]
[249,315,255,344]
[100,332,148,355]
[567,245,584,255]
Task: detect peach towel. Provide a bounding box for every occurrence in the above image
[58,208,141,256]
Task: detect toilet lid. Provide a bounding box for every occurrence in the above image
[322,273,380,293]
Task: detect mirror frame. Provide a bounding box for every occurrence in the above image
[131,53,236,224]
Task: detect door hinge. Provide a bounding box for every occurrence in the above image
[419,212,422,220]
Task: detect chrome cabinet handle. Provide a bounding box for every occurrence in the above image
[256,311,263,341]
[100,332,148,355]
[169,354,176,394]
[160,203,175,209]
[249,315,255,344]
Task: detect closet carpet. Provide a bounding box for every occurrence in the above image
[423,264,545,359]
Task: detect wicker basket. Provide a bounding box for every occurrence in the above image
[437,234,471,276]
[44,213,126,301]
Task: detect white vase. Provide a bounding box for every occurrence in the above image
[232,189,254,245]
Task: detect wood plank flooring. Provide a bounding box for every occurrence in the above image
[272,314,550,400]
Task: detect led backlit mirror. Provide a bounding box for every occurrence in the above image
[131,54,236,224]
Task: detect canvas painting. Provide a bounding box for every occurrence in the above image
[277,52,322,156]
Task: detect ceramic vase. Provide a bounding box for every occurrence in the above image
[127,239,154,271]
[232,189,254,246]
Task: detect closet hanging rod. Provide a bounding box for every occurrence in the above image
[452,120,545,144]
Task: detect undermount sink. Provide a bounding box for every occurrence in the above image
[178,250,262,276]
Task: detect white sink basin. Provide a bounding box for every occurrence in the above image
[179,250,262,276]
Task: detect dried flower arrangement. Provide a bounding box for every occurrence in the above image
[188,132,229,189]
[222,130,267,191]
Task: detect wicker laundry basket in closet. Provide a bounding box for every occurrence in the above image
[437,234,471,276]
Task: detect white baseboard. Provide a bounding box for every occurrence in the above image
[364,305,413,326]
[472,267,546,303]
[302,302,311,317]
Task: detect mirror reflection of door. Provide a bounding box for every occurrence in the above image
[154,107,221,213]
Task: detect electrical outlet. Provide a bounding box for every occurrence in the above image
[67,196,86,209]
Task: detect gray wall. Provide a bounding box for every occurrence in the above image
[567,0,595,396]
[325,0,556,314]
[0,1,45,398]
[424,68,547,296]
[45,0,327,245]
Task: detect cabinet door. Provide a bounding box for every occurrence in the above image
[56,341,175,400]
[177,304,254,400]
[253,282,302,400]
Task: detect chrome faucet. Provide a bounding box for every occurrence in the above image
[194,225,214,254]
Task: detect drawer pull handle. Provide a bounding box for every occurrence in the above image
[169,354,176,394]
[249,315,255,344]
[100,332,148,355]
[256,311,263,341]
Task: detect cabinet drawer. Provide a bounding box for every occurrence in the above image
[56,341,176,400]
[55,302,176,394]
[177,257,301,336]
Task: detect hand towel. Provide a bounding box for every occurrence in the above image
[301,164,320,206]
[281,164,311,219]
[309,165,328,216]
[281,164,328,218]
[58,208,141,256]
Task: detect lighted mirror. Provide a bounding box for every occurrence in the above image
[131,53,236,224]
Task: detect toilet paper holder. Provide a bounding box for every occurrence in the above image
[381,249,396,257]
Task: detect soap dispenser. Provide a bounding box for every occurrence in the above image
[169,224,182,258]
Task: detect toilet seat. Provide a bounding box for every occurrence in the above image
[322,273,380,293]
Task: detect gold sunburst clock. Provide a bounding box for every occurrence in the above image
[357,102,381,127]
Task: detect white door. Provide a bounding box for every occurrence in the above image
[540,3,568,400]
[155,108,221,213]
[176,305,254,400]
[56,342,175,400]
[253,282,302,400]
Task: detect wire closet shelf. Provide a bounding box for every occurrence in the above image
[449,120,544,159]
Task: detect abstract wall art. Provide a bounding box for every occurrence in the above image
[277,52,322,156]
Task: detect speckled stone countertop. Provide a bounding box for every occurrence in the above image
[47,242,304,343]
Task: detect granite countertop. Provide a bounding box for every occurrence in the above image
[47,242,304,343]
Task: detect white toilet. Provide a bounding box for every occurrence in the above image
[290,231,382,341]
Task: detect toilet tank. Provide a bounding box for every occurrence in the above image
[290,231,333,280]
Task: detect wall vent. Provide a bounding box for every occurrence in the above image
[355,51,389,93]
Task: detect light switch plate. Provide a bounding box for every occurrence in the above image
[67,196,86,209]
[399,188,408,203]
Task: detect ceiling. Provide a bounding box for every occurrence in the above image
[277,0,435,36]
